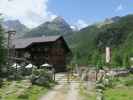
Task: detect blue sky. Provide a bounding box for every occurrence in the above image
[48,0,133,25]
[0,0,133,29]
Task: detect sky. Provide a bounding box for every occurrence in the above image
[0,0,133,29]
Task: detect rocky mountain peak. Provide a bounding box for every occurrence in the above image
[53,16,66,23]
[23,16,73,38]
[52,16,69,26]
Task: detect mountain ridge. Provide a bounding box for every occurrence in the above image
[2,20,29,37]
[2,14,133,67]
[23,16,73,38]
[68,14,133,66]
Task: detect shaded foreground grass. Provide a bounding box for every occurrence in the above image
[17,85,49,100]
[0,80,54,100]
[104,74,133,100]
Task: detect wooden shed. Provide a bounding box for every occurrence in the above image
[13,35,72,72]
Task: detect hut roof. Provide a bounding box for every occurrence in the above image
[13,35,61,49]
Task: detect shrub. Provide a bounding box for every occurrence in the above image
[30,68,53,86]
[8,74,23,80]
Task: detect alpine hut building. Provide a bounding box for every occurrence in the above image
[13,35,72,72]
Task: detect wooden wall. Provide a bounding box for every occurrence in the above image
[15,38,69,72]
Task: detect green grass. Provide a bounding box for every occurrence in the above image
[104,74,133,100]
[0,80,54,100]
[79,83,96,100]
[104,87,133,100]
[17,85,48,100]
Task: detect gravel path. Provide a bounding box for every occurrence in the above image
[39,73,68,100]
[66,80,80,100]
[39,73,80,100]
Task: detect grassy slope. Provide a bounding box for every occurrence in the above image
[69,14,133,66]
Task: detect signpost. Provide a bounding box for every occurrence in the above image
[106,47,111,64]
[130,57,133,67]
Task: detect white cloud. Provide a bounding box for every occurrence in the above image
[115,4,123,12]
[72,19,89,30]
[0,0,57,28]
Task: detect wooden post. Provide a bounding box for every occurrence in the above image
[52,68,55,81]
[15,63,17,80]
[67,68,70,83]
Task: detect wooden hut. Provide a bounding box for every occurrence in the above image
[13,35,72,72]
